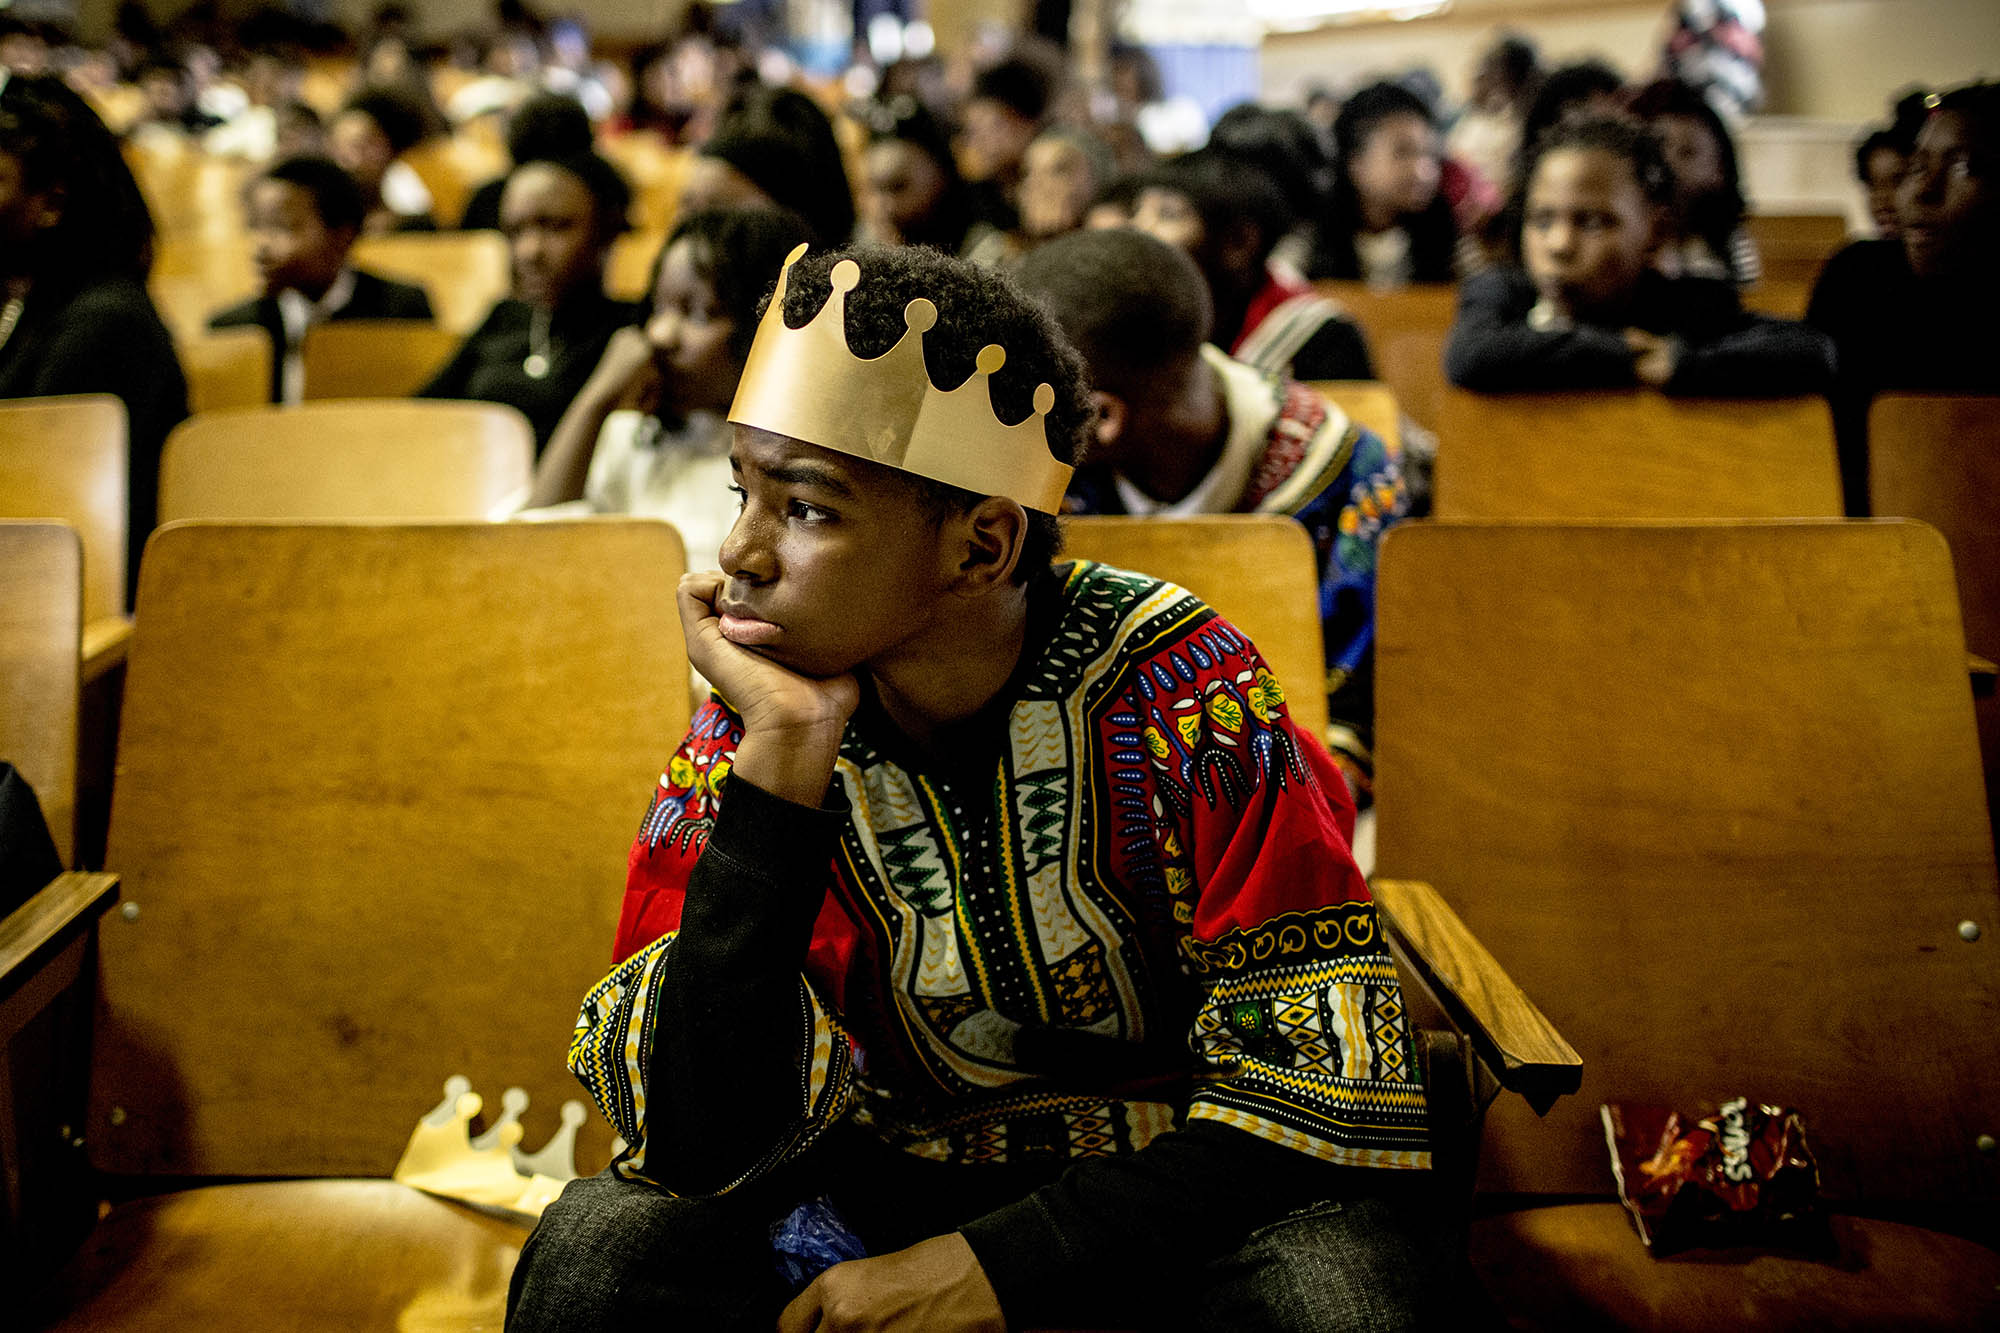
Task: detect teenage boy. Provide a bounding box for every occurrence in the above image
[209,154,433,402]
[508,243,1454,1331]
[1015,227,1408,805]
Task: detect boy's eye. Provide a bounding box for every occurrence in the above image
[727,483,746,510]
[789,499,834,523]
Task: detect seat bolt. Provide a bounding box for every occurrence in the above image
[109,1107,126,1126]
[1960,920,1982,942]
[1978,1135,1997,1155]
[121,902,140,922]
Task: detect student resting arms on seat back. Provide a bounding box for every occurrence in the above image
[524,206,813,571]
[1131,147,1373,383]
[507,243,1454,1332]
[420,152,638,453]
[1808,81,2000,514]
[209,155,434,403]
[1016,227,1409,806]
[0,74,187,605]
[1626,78,1761,286]
[1444,113,1834,397]
[1305,80,1466,285]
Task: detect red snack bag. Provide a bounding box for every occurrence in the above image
[1604,1098,1831,1257]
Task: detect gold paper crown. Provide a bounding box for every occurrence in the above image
[727,244,1075,514]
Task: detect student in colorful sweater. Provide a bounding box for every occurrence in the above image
[508,243,1451,1331]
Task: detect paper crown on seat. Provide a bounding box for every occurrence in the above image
[726,244,1075,514]
[393,1076,621,1223]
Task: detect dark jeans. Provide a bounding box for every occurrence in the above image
[507,1131,1476,1332]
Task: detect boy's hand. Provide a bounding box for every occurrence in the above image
[1623,329,1682,388]
[678,572,858,806]
[775,1233,1004,1333]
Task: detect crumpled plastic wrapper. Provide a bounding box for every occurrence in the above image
[771,1193,869,1290]
[1603,1097,1831,1257]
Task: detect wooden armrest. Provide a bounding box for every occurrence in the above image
[1971,653,1996,699]
[1373,878,1582,1115]
[0,872,120,1003]
[81,616,134,684]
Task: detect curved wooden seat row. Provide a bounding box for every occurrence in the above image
[13,519,691,1329]
[0,396,129,623]
[1434,389,1842,520]
[350,231,511,336]
[157,400,533,523]
[1374,519,2000,1329]
[299,320,465,400]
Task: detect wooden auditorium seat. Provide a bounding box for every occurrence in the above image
[158,401,533,522]
[1306,380,1401,454]
[299,320,463,400]
[18,518,691,1328]
[0,522,82,866]
[1372,519,2000,1329]
[1870,393,2000,830]
[1743,210,1851,286]
[1312,281,1459,430]
[178,327,273,413]
[350,231,511,335]
[1434,389,1842,519]
[0,395,132,679]
[606,227,667,303]
[1062,514,1331,743]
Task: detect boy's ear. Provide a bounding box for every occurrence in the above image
[1090,389,1126,451]
[950,495,1027,593]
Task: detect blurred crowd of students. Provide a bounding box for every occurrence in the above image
[1,3,1995,777]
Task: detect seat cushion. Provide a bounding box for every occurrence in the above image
[33,1179,529,1331]
[1471,1201,2000,1331]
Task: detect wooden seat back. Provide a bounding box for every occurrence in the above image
[0,395,129,621]
[1434,389,1842,519]
[1306,380,1400,454]
[158,401,532,522]
[1870,393,2000,832]
[1063,515,1329,742]
[0,522,83,865]
[1373,519,2000,1207]
[1744,211,1850,285]
[92,519,691,1179]
[606,228,666,304]
[179,328,273,413]
[1313,282,1458,431]
[300,321,463,400]
[350,232,510,335]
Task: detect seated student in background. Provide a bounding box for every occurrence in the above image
[1445,114,1834,398]
[327,88,438,234]
[209,156,434,403]
[1626,79,1760,286]
[1853,127,1909,240]
[680,85,855,247]
[509,240,1449,1333]
[421,153,638,452]
[1306,80,1467,286]
[1015,126,1114,248]
[1017,228,1408,801]
[0,75,187,604]
[1131,148,1372,382]
[1808,81,2000,514]
[855,98,986,256]
[524,206,812,570]
[457,92,594,232]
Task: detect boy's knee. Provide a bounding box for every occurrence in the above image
[507,1171,787,1332]
[1189,1193,1470,1333]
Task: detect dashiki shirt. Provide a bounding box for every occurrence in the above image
[568,561,1429,1190]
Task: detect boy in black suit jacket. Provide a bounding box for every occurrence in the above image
[209,155,434,402]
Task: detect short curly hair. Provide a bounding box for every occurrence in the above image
[762,244,1090,580]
